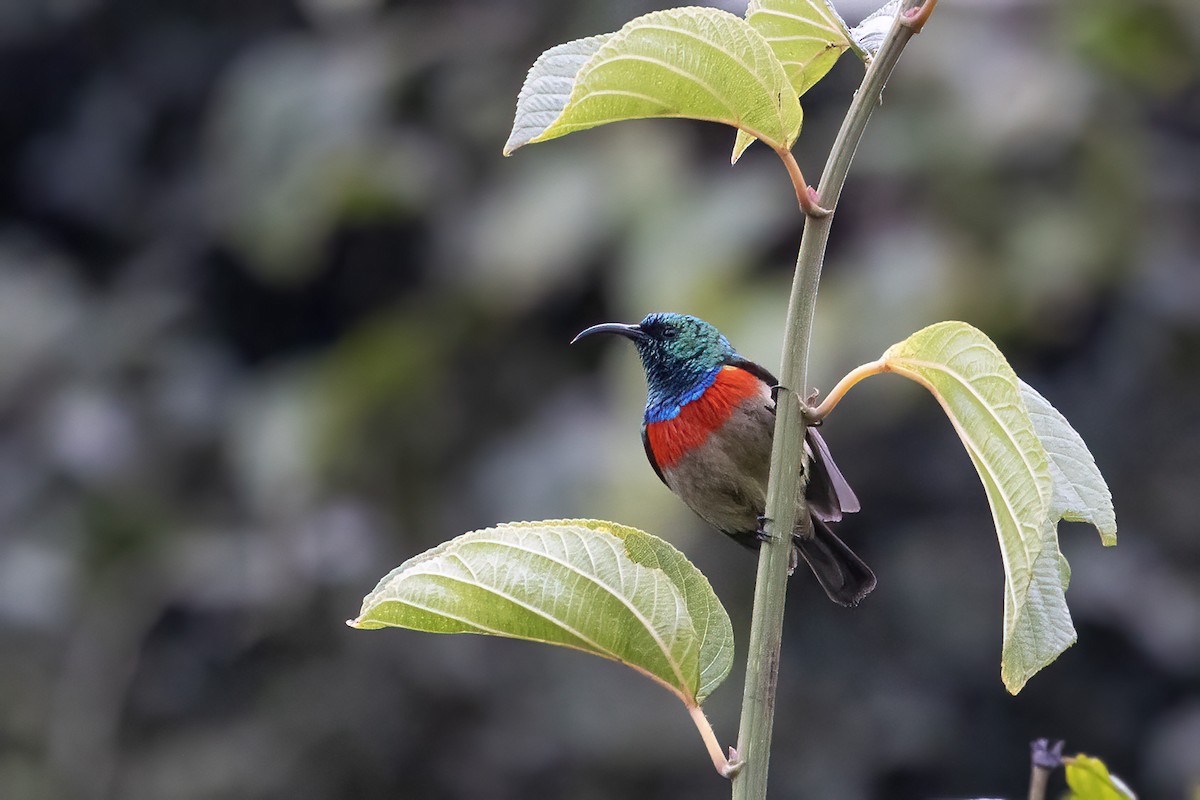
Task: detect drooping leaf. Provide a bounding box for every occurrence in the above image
[504,7,802,157]
[879,321,1069,693]
[351,519,734,706]
[1065,754,1137,799]
[732,0,857,162]
[1019,380,1117,545]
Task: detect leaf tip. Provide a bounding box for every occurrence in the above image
[501,132,529,157]
[730,129,756,164]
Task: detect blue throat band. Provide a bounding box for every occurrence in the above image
[645,366,721,423]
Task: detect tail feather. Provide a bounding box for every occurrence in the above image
[795,517,876,607]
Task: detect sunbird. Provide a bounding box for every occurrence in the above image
[574,312,875,606]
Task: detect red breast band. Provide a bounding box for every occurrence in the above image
[645,366,764,469]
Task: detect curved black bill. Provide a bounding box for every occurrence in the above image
[570,322,646,345]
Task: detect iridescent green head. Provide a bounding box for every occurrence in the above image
[573,313,737,422]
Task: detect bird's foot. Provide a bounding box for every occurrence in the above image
[758,518,799,574]
[755,515,774,542]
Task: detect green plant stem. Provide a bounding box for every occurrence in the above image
[1028,765,1050,800]
[1028,739,1064,800]
[730,3,932,798]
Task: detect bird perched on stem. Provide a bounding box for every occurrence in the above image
[574,312,875,607]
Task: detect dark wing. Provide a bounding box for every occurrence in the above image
[641,424,668,486]
[725,355,778,395]
[724,355,858,520]
[805,427,861,522]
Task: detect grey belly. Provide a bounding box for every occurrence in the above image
[662,400,774,536]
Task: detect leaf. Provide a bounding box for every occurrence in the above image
[879,321,1069,694]
[504,7,802,157]
[1065,754,1137,799]
[865,323,1117,692]
[350,519,734,706]
[732,0,857,162]
[1019,380,1117,546]
[747,0,856,96]
[503,34,613,156]
[850,0,903,58]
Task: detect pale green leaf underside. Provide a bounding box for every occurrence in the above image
[351,519,734,706]
[503,34,613,156]
[882,321,1068,694]
[1066,754,1138,799]
[505,7,802,157]
[850,0,902,58]
[1019,380,1117,546]
[732,0,855,162]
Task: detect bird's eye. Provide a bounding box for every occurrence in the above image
[662,327,677,339]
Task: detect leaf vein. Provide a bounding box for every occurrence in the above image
[467,535,693,690]
[426,572,623,659]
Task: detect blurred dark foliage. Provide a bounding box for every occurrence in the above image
[1,0,1198,798]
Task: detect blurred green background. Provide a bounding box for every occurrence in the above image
[1,0,1198,798]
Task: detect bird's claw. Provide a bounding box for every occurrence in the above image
[758,518,799,574]
[755,515,774,542]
